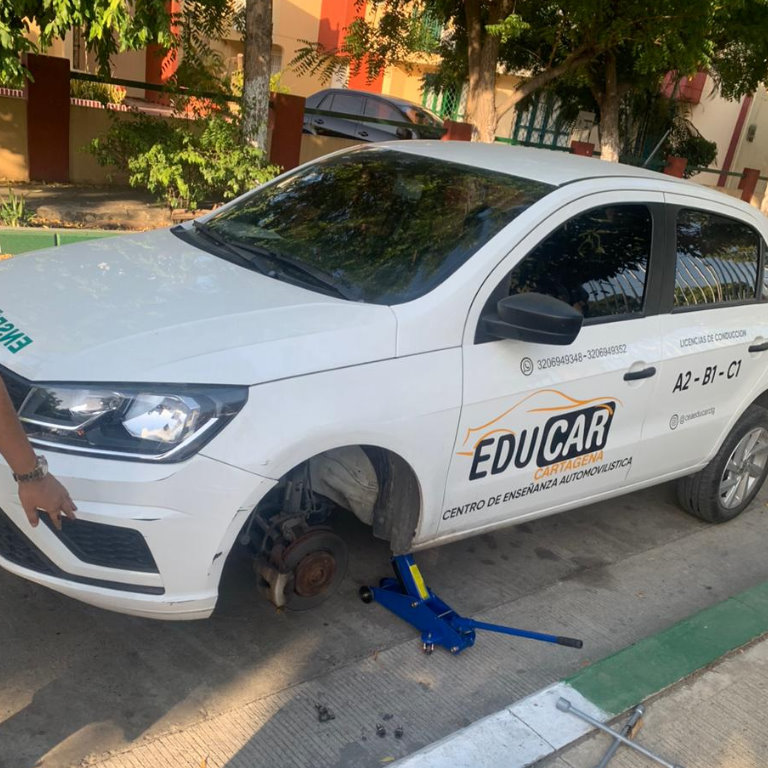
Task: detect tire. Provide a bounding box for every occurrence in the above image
[677,405,768,523]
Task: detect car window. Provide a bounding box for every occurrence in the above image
[314,94,332,110]
[363,99,403,122]
[674,209,761,308]
[329,93,365,117]
[507,205,652,320]
[202,147,553,305]
[402,105,443,127]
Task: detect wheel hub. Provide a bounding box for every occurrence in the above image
[294,550,337,597]
[719,426,768,510]
[255,527,349,610]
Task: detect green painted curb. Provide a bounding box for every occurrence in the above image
[566,581,768,715]
[0,227,119,255]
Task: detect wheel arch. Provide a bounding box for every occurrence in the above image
[751,390,768,413]
[236,442,424,555]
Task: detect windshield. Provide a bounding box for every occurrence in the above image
[402,104,443,127]
[204,147,553,305]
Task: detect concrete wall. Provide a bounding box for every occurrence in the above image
[111,49,148,98]
[299,134,359,164]
[383,64,429,105]
[0,94,28,182]
[69,105,130,184]
[731,86,768,185]
[495,73,525,138]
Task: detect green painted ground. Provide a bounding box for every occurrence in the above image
[0,228,118,255]
[566,581,768,714]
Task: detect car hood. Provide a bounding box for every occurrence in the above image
[0,229,397,384]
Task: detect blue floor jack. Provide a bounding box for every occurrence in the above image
[359,554,583,654]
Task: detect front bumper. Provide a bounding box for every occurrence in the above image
[0,450,275,619]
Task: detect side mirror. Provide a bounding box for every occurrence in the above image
[483,292,583,346]
[396,126,414,139]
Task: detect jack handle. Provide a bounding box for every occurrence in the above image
[469,620,583,648]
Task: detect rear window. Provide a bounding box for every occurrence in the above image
[205,148,553,304]
[674,209,761,308]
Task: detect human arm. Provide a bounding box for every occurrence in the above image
[0,376,76,529]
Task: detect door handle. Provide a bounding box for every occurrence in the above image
[358,130,369,137]
[315,118,325,124]
[748,340,768,352]
[623,366,656,381]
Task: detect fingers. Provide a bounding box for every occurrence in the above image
[62,495,78,518]
[17,474,77,530]
[44,498,77,530]
[22,502,40,528]
[45,507,63,531]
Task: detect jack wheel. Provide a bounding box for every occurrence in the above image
[359,586,374,604]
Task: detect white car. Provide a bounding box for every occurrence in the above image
[1,143,767,619]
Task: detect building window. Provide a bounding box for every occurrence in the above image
[72,26,84,71]
[270,46,283,75]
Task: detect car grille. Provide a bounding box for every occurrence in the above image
[0,363,32,410]
[39,514,159,573]
[0,506,56,575]
[0,508,164,594]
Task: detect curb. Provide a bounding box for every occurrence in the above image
[394,579,768,767]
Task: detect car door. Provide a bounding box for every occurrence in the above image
[636,196,768,479]
[310,92,365,139]
[358,97,408,141]
[439,194,664,536]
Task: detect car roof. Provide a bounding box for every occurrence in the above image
[309,88,423,110]
[381,140,693,188]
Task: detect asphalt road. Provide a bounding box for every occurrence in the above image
[2,481,768,768]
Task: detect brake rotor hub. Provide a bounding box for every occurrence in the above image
[256,527,349,611]
[294,550,337,597]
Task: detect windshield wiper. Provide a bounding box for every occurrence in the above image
[191,220,269,274]
[192,221,355,300]
[226,240,357,301]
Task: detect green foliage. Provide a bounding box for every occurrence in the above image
[485,13,530,44]
[90,112,279,210]
[1,1,175,81]
[291,0,768,145]
[70,79,126,105]
[0,188,33,227]
[668,129,718,177]
[229,70,290,97]
[1,0,234,83]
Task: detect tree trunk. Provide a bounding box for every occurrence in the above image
[242,0,272,151]
[464,0,511,142]
[597,52,621,162]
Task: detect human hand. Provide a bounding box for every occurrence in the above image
[18,474,78,530]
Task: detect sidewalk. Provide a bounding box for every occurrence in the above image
[395,580,768,768]
[3,183,171,231]
[540,637,768,767]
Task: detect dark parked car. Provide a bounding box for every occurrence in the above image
[304,88,445,142]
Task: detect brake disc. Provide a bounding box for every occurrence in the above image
[256,527,349,611]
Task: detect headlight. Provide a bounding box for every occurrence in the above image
[19,383,248,462]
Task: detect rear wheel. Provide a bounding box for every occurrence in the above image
[677,405,768,523]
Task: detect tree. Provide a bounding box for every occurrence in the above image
[241,0,273,150]
[530,1,714,162]
[292,1,612,142]
[528,0,768,162]
[292,0,768,155]
[0,1,175,84]
[1,0,275,152]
